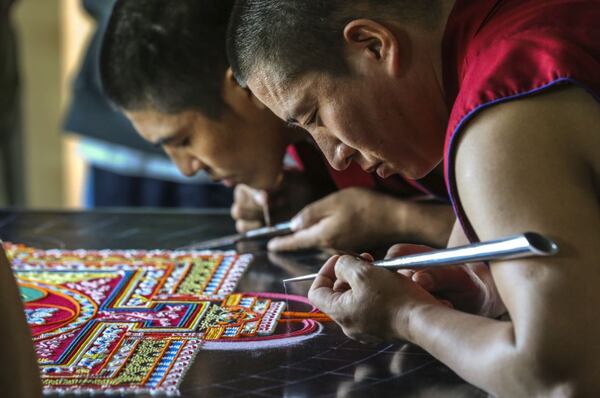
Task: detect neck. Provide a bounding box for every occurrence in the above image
[412,0,456,131]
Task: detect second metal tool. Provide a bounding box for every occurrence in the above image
[180,221,293,251]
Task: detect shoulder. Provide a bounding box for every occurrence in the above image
[454,85,600,238]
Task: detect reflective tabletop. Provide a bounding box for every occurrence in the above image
[0,209,485,397]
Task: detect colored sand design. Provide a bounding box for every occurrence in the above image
[6,243,326,396]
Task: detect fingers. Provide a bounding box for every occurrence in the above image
[385,243,433,259]
[308,255,341,312]
[333,255,374,294]
[267,223,325,251]
[345,330,382,345]
[289,195,333,231]
[333,279,350,292]
[317,253,373,292]
[411,266,476,293]
[231,185,265,225]
[235,219,263,233]
[359,252,374,262]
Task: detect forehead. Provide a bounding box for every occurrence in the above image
[247,69,318,121]
[125,109,190,138]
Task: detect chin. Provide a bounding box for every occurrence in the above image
[247,176,273,192]
[397,160,438,180]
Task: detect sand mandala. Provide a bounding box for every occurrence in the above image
[5,243,328,396]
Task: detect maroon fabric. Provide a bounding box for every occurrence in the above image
[442,0,600,241]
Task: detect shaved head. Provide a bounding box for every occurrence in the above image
[227,0,443,87]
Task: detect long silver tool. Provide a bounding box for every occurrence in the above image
[180,221,293,251]
[283,232,558,283]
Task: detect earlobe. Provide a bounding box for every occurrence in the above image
[343,19,403,76]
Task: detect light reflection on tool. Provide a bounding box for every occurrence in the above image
[283,232,559,283]
[179,221,293,251]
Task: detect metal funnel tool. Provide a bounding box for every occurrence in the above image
[283,232,558,283]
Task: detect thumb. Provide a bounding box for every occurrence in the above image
[267,224,324,252]
[289,196,333,231]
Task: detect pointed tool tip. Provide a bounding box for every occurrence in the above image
[283,273,318,283]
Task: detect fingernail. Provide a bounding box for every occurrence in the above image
[267,239,280,251]
[359,252,374,262]
[415,273,434,290]
[290,217,302,231]
[253,191,266,205]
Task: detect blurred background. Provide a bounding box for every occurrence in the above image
[5,0,233,210]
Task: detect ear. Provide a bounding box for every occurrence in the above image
[342,19,404,77]
[223,67,267,110]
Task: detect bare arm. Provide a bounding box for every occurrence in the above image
[268,187,454,252]
[405,86,600,396]
[309,86,600,397]
[0,245,42,397]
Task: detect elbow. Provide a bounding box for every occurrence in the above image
[503,349,597,397]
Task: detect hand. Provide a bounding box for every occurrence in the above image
[386,244,504,316]
[231,170,330,233]
[308,254,442,343]
[231,184,268,232]
[268,187,405,252]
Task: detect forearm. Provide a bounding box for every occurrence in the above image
[403,304,565,397]
[388,199,454,247]
[0,250,42,398]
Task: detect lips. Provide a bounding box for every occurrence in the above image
[364,161,383,173]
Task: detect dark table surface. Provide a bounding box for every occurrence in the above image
[0,209,486,398]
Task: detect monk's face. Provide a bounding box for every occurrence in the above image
[248,67,447,180]
[246,16,450,180]
[125,103,289,191]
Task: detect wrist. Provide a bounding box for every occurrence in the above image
[391,299,429,343]
[398,301,447,345]
[399,201,455,247]
[377,195,412,242]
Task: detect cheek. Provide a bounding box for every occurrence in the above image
[325,95,379,148]
[191,127,237,160]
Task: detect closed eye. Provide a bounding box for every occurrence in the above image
[305,108,319,127]
[173,136,191,148]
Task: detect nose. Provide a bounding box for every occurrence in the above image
[174,154,204,177]
[312,133,355,171]
[330,143,355,171]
